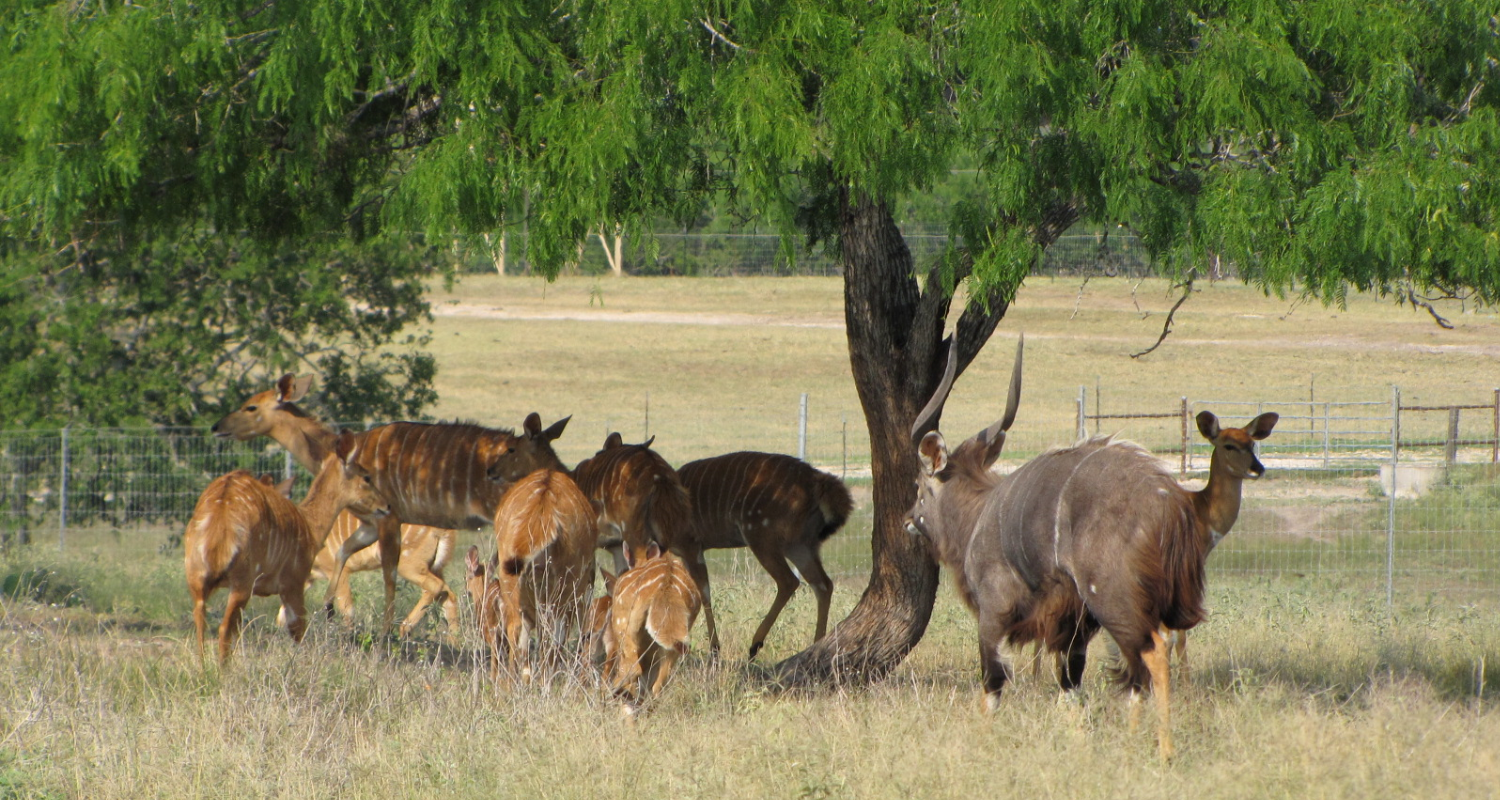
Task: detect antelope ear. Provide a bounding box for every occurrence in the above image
[978,429,1008,469]
[918,431,949,475]
[465,545,482,576]
[523,412,543,438]
[646,541,663,560]
[600,568,617,593]
[1195,411,1221,441]
[542,415,571,441]
[274,478,295,499]
[335,429,359,463]
[1247,412,1279,440]
[604,432,623,449]
[276,374,313,404]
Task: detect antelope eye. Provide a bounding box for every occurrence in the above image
[246,405,258,412]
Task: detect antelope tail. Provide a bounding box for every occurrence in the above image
[645,592,691,655]
[813,474,854,543]
[632,476,691,550]
[501,513,564,576]
[432,530,455,572]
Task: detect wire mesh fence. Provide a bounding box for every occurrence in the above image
[1075,388,1500,605]
[4,383,1498,605]
[456,230,1157,279]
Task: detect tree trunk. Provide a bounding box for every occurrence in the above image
[775,192,955,685]
[776,192,1072,687]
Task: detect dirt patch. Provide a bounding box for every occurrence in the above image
[1264,505,1344,542]
[432,302,1500,357]
[433,303,844,329]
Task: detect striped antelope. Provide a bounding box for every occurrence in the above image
[1161,409,1278,676]
[582,569,618,668]
[463,546,507,677]
[282,523,460,641]
[213,375,459,636]
[185,431,389,664]
[602,542,702,711]
[676,451,852,659]
[212,375,558,634]
[1023,409,1279,683]
[905,337,1269,759]
[572,434,710,649]
[482,413,596,679]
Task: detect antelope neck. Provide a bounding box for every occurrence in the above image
[275,419,340,475]
[1193,452,1245,546]
[296,465,350,554]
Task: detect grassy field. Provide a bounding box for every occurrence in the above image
[3,275,1500,797]
[413,274,1500,479]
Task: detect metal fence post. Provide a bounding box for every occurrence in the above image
[1446,407,1461,464]
[1387,386,1399,608]
[841,412,848,479]
[1179,397,1189,475]
[644,392,651,441]
[59,426,69,553]
[284,449,295,483]
[798,393,809,461]
[1076,386,1086,441]
[1323,401,1332,467]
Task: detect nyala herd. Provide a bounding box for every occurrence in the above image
[197,373,852,711]
[195,338,1277,753]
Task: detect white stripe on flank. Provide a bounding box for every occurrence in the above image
[1050,445,1113,569]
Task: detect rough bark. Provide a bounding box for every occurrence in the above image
[775,193,1077,687]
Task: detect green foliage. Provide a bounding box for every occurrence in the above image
[0,567,81,608]
[0,234,438,427]
[0,749,60,800]
[3,0,1499,428]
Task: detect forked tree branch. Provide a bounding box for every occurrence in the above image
[1130,271,1196,359]
[700,19,752,52]
[1403,287,1456,329]
[1070,274,1091,320]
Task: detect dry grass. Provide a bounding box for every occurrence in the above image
[2,572,1498,799]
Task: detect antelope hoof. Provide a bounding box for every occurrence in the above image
[323,603,337,621]
[747,641,763,661]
